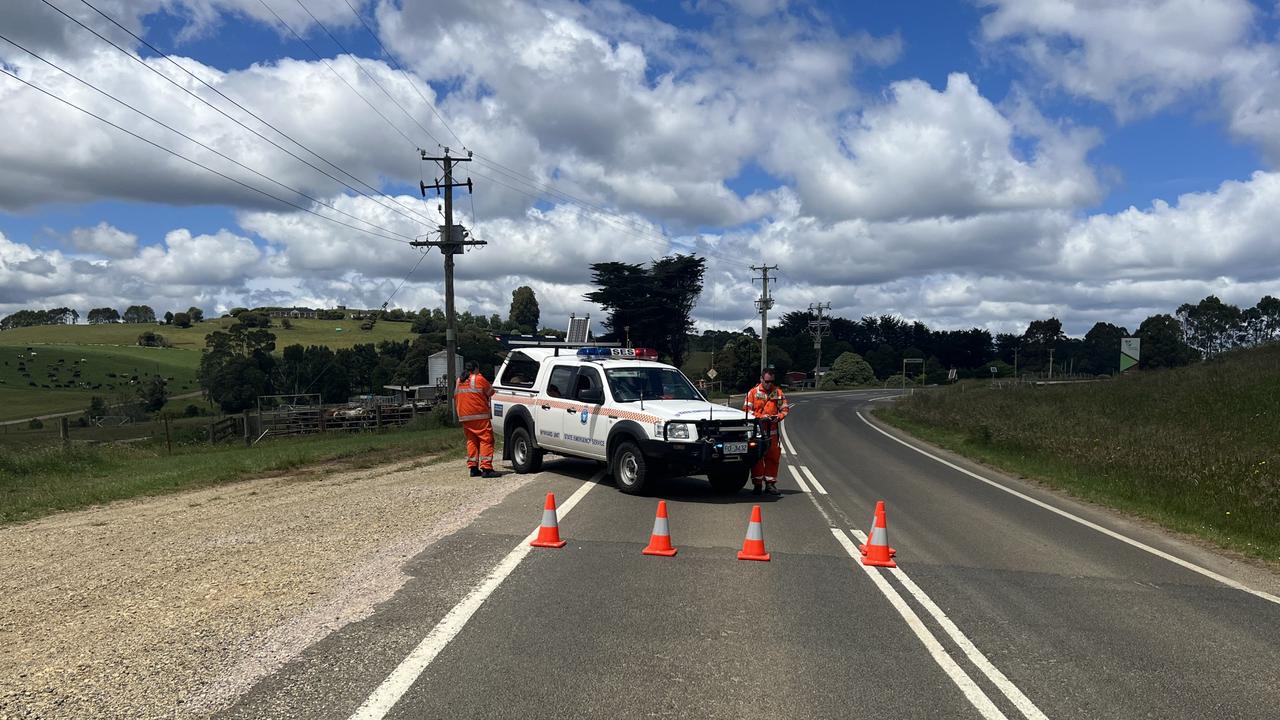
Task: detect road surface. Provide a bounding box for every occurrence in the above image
[223,390,1280,719]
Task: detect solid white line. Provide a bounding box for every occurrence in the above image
[787,465,811,493]
[856,412,1280,607]
[779,421,797,456]
[348,474,603,720]
[830,528,1009,720]
[850,529,1048,720]
[800,465,827,495]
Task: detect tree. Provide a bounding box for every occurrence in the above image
[187,306,204,323]
[137,331,166,347]
[710,333,760,392]
[1255,295,1280,344]
[86,395,107,420]
[137,375,168,413]
[122,305,156,324]
[1080,322,1129,375]
[821,352,875,388]
[1177,295,1243,358]
[865,343,898,380]
[1137,314,1198,369]
[163,311,174,325]
[1020,317,1065,371]
[508,286,540,333]
[199,322,278,412]
[172,312,192,329]
[87,307,120,324]
[585,254,706,366]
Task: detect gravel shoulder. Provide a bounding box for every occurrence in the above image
[0,454,537,719]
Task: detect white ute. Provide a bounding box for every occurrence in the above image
[490,346,763,494]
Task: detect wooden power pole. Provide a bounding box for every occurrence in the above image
[751,264,777,377]
[415,147,485,422]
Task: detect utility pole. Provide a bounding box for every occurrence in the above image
[751,264,777,377]
[1048,347,1055,381]
[808,301,831,383]
[415,147,485,423]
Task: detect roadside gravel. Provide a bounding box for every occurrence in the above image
[0,455,536,719]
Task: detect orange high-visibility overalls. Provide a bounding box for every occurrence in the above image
[743,383,789,486]
[456,371,495,471]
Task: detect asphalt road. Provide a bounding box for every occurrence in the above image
[222,390,1280,719]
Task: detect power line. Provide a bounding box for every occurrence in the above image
[61,0,437,229]
[339,0,464,149]
[0,33,415,243]
[292,0,443,150]
[0,67,412,245]
[256,0,418,148]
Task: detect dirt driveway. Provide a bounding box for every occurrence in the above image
[0,455,536,719]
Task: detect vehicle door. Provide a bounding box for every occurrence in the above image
[562,365,608,460]
[536,364,577,451]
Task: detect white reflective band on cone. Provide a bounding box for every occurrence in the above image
[541,508,559,528]
[653,517,669,536]
[869,525,887,546]
[746,521,763,541]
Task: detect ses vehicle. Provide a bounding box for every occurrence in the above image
[491,346,764,494]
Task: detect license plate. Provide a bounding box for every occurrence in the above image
[724,442,748,455]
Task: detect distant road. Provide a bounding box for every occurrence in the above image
[222,390,1280,719]
[0,391,204,426]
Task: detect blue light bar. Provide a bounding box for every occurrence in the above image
[577,347,613,357]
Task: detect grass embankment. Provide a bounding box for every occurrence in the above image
[0,425,464,526]
[0,317,415,351]
[877,345,1280,561]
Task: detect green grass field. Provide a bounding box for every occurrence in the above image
[0,425,463,526]
[878,345,1280,561]
[0,319,417,422]
[0,317,416,351]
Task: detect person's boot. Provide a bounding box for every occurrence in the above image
[469,467,481,477]
[752,482,763,496]
[764,482,782,496]
[480,468,498,479]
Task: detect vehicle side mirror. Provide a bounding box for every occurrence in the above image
[579,387,604,404]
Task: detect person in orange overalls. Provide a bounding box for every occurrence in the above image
[455,361,497,478]
[743,369,790,495]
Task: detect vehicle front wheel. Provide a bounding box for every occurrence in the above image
[509,426,543,473]
[611,440,649,494]
[707,465,749,494]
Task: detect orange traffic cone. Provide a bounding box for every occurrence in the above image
[737,504,771,561]
[862,500,897,568]
[642,500,678,557]
[530,492,567,548]
[859,501,897,557]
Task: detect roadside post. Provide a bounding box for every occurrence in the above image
[164,416,172,454]
[902,357,924,396]
[59,417,69,449]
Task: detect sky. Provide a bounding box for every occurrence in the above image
[3,0,1280,337]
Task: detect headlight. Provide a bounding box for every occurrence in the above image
[666,422,693,440]
[748,422,759,439]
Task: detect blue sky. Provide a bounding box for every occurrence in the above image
[3,0,1279,334]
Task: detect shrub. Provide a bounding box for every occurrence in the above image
[183,404,203,417]
[28,418,44,429]
[821,352,876,389]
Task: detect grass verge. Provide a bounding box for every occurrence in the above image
[876,345,1280,562]
[0,426,465,526]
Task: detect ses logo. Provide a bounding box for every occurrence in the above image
[579,406,590,425]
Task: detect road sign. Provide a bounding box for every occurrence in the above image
[947,368,957,382]
[989,366,997,375]
[1120,337,1140,372]
[706,367,718,380]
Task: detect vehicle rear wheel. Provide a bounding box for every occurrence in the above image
[611,440,649,494]
[510,426,543,473]
[707,465,749,494]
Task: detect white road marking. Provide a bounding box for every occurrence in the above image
[348,474,603,720]
[830,528,1010,720]
[787,465,811,493]
[850,528,1049,720]
[856,412,1280,607]
[799,465,827,494]
[779,421,797,456]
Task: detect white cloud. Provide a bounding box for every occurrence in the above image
[67,221,137,258]
[116,228,261,284]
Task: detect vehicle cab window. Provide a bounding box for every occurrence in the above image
[546,365,576,398]
[574,366,604,402]
[500,351,538,388]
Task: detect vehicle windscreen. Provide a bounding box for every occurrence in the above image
[605,366,702,402]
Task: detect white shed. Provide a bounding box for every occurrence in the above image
[428,351,465,386]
